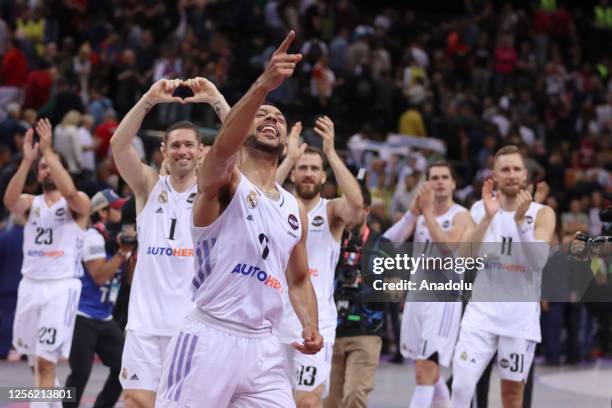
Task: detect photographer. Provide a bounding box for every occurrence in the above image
[326,186,388,408]
[64,189,135,408]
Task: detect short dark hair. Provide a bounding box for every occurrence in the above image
[300,146,327,168]
[164,121,202,144]
[426,161,456,180]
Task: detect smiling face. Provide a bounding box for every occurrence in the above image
[291,152,326,200]
[161,128,201,177]
[493,152,527,198]
[244,105,288,157]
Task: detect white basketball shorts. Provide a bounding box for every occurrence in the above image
[400,301,461,367]
[13,277,81,363]
[119,330,171,391]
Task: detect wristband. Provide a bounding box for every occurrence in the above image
[117,250,132,260]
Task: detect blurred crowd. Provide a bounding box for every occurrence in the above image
[0,0,611,364]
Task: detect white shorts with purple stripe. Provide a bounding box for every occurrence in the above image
[399,301,461,367]
[156,310,295,407]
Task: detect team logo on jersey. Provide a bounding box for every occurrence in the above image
[525,215,534,224]
[246,190,258,209]
[246,214,254,221]
[311,215,324,227]
[288,214,299,230]
[34,207,40,218]
[460,351,468,361]
[121,368,128,380]
[55,208,66,217]
[187,193,196,204]
[442,220,450,228]
[158,190,168,204]
[499,358,509,369]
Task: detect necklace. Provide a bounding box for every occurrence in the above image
[263,190,280,201]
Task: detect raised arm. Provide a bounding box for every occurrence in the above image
[37,119,91,216]
[462,178,498,247]
[183,77,231,123]
[195,31,302,224]
[287,202,324,354]
[3,128,37,216]
[318,116,364,228]
[276,121,306,185]
[110,79,184,198]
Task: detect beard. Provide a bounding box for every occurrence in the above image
[295,181,322,200]
[41,177,57,192]
[244,134,285,157]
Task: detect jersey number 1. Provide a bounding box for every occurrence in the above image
[168,218,177,240]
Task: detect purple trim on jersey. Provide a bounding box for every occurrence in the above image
[174,334,198,401]
[171,333,191,401]
[165,331,184,399]
[192,237,217,290]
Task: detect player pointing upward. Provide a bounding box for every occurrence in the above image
[156,31,323,408]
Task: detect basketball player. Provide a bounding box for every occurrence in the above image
[110,77,230,408]
[451,146,555,408]
[3,119,90,389]
[156,30,323,407]
[383,163,471,408]
[275,116,364,407]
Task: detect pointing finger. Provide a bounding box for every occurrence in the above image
[274,30,295,55]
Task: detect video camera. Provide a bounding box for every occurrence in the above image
[334,228,384,334]
[569,200,612,259]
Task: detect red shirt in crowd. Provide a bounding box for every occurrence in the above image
[1,46,28,86]
[94,119,118,160]
[495,46,518,74]
[23,70,53,109]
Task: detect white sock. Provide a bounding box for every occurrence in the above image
[410,385,435,408]
[432,377,451,407]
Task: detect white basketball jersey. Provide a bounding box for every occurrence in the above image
[127,176,197,336]
[276,198,340,343]
[462,200,544,341]
[191,173,302,335]
[22,195,84,280]
[409,204,467,300]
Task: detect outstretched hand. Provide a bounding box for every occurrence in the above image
[482,178,500,220]
[22,128,39,162]
[313,115,335,156]
[286,121,307,162]
[35,118,53,155]
[144,79,185,106]
[259,31,302,92]
[183,77,221,104]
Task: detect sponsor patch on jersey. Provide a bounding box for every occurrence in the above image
[145,246,194,257]
[246,214,254,221]
[230,263,283,293]
[130,373,139,381]
[246,190,258,209]
[156,207,163,214]
[311,215,324,227]
[288,214,299,230]
[187,192,196,204]
[442,220,450,228]
[55,207,66,217]
[158,190,168,204]
[499,358,509,369]
[27,250,65,257]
